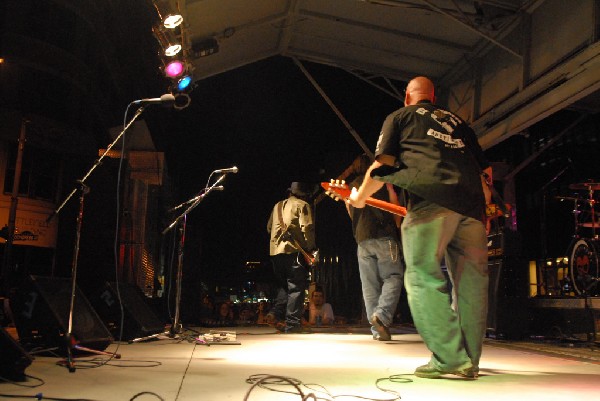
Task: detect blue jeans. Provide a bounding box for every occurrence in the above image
[402,204,488,372]
[270,253,308,327]
[357,237,404,336]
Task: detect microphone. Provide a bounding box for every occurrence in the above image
[132,93,175,106]
[213,186,225,191]
[214,166,238,174]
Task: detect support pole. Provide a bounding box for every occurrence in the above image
[292,57,374,160]
[2,118,27,297]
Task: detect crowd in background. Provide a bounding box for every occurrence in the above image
[196,292,348,328]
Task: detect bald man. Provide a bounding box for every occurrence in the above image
[348,76,491,380]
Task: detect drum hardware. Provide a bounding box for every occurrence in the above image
[558,181,599,239]
[555,196,582,202]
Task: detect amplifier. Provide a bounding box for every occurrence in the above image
[487,228,521,259]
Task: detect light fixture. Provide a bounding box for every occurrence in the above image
[153,25,182,57]
[152,0,183,29]
[173,93,191,110]
[164,60,184,78]
[177,75,192,91]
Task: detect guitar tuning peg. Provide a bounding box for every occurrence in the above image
[330,179,334,183]
[341,180,345,185]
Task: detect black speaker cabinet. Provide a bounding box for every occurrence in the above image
[90,282,164,341]
[11,275,113,353]
[486,257,530,340]
[0,327,33,381]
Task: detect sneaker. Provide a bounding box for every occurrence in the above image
[274,321,287,332]
[283,325,311,334]
[414,363,478,380]
[370,314,391,341]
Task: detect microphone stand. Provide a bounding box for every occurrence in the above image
[49,106,145,372]
[131,175,226,342]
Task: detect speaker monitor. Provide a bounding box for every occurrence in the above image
[0,327,33,381]
[11,275,113,353]
[91,282,165,341]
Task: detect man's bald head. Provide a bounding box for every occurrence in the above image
[405,76,435,106]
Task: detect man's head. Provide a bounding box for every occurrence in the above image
[311,287,325,306]
[404,76,435,106]
[288,182,316,200]
[351,153,372,176]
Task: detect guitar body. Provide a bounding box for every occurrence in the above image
[292,239,317,267]
[321,181,407,216]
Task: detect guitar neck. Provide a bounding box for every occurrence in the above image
[321,182,407,217]
[364,197,407,216]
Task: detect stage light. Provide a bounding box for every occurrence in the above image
[164,60,184,78]
[153,25,182,57]
[153,0,183,29]
[177,75,192,91]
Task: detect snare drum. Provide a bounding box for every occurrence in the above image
[569,238,599,295]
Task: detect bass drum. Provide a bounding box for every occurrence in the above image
[569,238,600,296]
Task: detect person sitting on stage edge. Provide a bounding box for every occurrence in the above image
[306,286,334,326]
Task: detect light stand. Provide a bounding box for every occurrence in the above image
[131,174,226,342]
[49,107,145,371]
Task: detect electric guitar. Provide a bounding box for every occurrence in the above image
[293,238,319,267]
[280,231,319,267]
[321,180,407,216]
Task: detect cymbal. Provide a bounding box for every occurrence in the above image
[569,182,600,190]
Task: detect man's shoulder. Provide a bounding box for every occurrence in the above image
[288,196,310,206]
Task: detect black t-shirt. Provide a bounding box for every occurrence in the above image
[349,175,400,244]
[373,101,489,222]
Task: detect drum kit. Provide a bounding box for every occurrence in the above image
[556,181,599,296]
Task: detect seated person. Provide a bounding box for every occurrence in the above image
[215,301,235,326]
[307,286,334,326]
[255,300,269,325]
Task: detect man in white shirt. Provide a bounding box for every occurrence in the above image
[307,286,334,326]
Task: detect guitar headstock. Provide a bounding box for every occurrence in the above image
[321,180,351,202]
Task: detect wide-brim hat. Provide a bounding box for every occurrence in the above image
[288,182,317,197]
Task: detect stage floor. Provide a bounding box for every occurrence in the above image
[1,324,599,401]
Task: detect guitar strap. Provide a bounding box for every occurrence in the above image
[276,200,288,240]
[277,200,309,255]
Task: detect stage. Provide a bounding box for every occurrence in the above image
[1,324,599,401]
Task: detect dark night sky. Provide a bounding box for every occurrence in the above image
[152,56,404,289]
